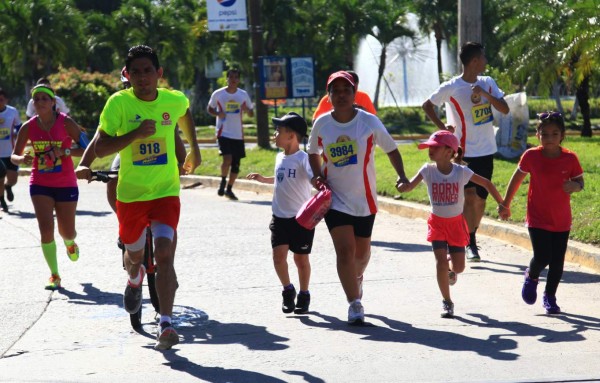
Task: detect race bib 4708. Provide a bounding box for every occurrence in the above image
[132,137,167,166]
[471,103,493,126]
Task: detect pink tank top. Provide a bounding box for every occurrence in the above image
[27,113,77,187]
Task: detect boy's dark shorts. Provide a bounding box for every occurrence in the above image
[324,209,376,238]
[218,137,246,159]
[464,154,494,199]
[270,216,315,254]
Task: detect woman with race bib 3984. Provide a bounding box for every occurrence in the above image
[307,71,409,325]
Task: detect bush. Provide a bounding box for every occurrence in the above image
[377,106,423,133]
[48,68,121,135]
[48,67,171,135]
[527,97,600,119]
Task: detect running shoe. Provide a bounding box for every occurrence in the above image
[224,190,238,200]
[155,322,180,350]
[217,188,225,196]
[294,291,310,314]
[66,243,79,262]
[542,292,561,314]
[282,286,296,313]
[522,268,538,305]
[45,274,62,290]
[441,299,454,318]
[0,197,7,212]
[348,300,364,324]
[448,270,458,286]
[466,245,481,262]
[123,266,145,314]
[5,185,14,202]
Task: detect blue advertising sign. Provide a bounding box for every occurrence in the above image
[259,56,315,100]
[290,57,315,98]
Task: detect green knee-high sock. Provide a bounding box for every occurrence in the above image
[41,241,59,275]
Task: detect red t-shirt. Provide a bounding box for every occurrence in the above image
[518,146,583,232]
[312,91,377,122]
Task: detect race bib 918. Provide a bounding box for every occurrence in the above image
[471,103,493,126]
[132,137,167,166]
[327,140,358,167]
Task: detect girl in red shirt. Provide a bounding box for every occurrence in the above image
[499,112,584,314]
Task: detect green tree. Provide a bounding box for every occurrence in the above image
[410,0,456,82]
[0,0,85,96]
[368,0,414,109]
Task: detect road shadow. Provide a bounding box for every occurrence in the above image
[294,311,519,361]
[159,350,290,383]
[371,240,431,253]
[59,283,122,306]
[75,209,113,217]
[456,313,587,344]
[469,260,600,284]
[238,200,273,207]
[3,209,36,219]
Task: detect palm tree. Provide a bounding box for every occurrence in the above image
[367,1,415,109]
[0,0,85,96]
[411,0,456,82]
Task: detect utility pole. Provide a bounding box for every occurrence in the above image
[457,0,482,73]
[248,0,270,149]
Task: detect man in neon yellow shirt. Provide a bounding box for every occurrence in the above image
[95,45,201,350]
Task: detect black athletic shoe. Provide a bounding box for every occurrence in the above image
[294,292,310,314]
[5,185,14,202]
[0,197,7,212]
[217,188,225,196]
[282,287,297,313]
[224,190,238,200]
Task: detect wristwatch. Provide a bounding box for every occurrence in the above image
[64,148,71,156]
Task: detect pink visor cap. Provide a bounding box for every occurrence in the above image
[418,130,459,152]
[326,71,356,91]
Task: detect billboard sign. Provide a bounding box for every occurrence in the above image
[207,0,248,31]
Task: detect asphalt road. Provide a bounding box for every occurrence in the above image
[1,178,600,383]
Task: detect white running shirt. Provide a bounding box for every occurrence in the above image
[0,105,21,157]
[307,109,397,216]
[272,150,313,218]
[208,87,253,140]
[419,162,474,218]
[427,75,504,157]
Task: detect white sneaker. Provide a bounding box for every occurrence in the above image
[347,300,364,324]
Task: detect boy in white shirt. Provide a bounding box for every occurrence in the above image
[247,112,315,314]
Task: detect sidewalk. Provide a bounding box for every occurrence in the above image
[182,175,600,273]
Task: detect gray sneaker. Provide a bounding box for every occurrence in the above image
[466,245,481,262]
[441,300,454,318]
[348,300,364,324]
[155,322,180,350]
[123,266,145,314]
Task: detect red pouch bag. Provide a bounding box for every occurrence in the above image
[295,186,332,230]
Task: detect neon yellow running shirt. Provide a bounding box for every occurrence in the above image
[99,88,189,202]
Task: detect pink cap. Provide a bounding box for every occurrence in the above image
[326,71,356,90]
[418,130,459,152]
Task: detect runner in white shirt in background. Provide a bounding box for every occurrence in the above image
[207,68,254,200]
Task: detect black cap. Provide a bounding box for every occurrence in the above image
[272,112,308,137]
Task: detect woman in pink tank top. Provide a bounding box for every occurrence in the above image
[10,84,86,290]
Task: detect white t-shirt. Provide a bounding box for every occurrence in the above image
[272,150,313,218]
[307,109,398,216]
[26,96,70,118]
[419,162,474,218]
[427,75,504,157]
[0,105,22,157]
[208,87,254,140]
